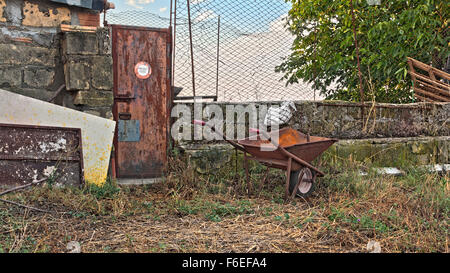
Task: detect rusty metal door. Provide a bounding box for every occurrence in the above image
[112,25,172,179]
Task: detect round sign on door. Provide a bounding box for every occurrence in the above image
[135,62,152,79]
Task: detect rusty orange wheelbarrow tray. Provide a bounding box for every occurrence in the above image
[194,120,338,200]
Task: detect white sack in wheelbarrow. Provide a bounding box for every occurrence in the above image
[264,101,297,126]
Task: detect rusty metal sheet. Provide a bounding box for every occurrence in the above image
[112,25,172,179]
[0,123,84,189]
[0,88,116,186]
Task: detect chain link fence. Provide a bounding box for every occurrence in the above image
[174,0,320,102]
[104,1,322,102]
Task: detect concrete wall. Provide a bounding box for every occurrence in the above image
[175,101,449,141]
[175,101,450,167]
[0,0,112,118]
[187,136,450,172]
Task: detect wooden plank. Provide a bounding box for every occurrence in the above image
[407,57,450,81]
[409,71,450,90]
[60,24,97,33]
[415,79,450,98]
[414,87,450,102]
[407,58,417,82]
[428,69,439,89]
[414,93,434,102]
[11,37,33,43]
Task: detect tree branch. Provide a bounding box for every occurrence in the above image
[0,198,50,213]
[0,177,48,198]
[0,178,51,213]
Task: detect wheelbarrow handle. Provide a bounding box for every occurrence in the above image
[192,120,246,152]
[193,120,206,126]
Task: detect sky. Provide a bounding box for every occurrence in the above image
[113,0,172,17]
[111,0,291,31]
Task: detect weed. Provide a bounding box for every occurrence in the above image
[263,207,273,216]
[176,200,201,216]
[351,215,391,234]
[204,201,255,222]
[274,215,283,221]
[142,202,154,212]
[67,211,90,219]
[83,178,120,199]
[205,213,222,222]
[328,207,346,222]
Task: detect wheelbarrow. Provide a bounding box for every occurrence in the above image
[193,120,338,200]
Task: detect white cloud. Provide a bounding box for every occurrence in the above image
[159,7,167,13]
[269,14,288,32]
[126,0,155,9]
[191,0,206,4]
[194,10,216,22]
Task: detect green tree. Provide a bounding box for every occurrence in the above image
[276,0,449,103]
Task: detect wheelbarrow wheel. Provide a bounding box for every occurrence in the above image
[289,168,315,198]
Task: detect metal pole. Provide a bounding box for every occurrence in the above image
[215,16,221,102]
[102,1,108,26]
[172,0,177,92]
[350,0,365,119]
[169,0,173,28]
[313,22,317,101]
[187,0,196,97]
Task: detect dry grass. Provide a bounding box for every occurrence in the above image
[0,151,448,253]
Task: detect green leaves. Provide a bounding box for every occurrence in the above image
[278,0,449,103]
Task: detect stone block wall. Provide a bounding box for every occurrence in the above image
[290,101,449,139]
[0,1,63,101]
[186,136,450,172]
[175,101,450,166]
[327,136,449,167]
[175,101,449,142]
[0,0,112,118]
[62,28,113,118]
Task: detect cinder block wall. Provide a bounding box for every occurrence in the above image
[0,0,112,118]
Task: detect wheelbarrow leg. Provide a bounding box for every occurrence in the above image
[235,148,238,174]
[244,152,251,196]
[258,166,270,197]
[285,157,292,201]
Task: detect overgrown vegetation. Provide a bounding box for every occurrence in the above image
[276,0,449,103]
[0,150,448,253]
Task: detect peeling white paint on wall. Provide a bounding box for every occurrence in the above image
[38,138,67,153]
[0,89,116,186]
[43,166,57,177]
